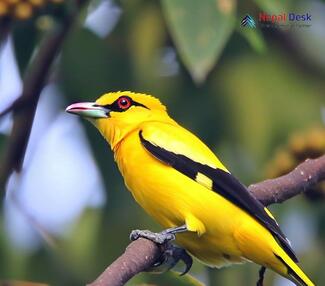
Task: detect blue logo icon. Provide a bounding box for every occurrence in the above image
[241,15,256,28]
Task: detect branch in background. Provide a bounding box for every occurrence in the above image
[0,96,31,118]
[0,0,88,194]
[88,155,325,286]
[249,155,325,205]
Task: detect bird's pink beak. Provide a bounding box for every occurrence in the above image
[66,102,109,118]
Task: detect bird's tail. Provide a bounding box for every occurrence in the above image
[274,244,315,286]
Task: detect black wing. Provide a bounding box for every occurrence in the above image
[139,131,298,262]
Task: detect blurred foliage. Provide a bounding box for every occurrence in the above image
[161,0,235,83]
[237,27,266,54]
[266,126,325,200]
[253,0,294,13]
[0,281,48,286]
[0,0,64,21]
[0,0,324,285]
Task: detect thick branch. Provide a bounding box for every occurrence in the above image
[88,155,325,286]
[249,155,325,205]
[87,238,162,286]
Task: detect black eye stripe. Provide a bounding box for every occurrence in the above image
[101,96,149,112]
[133,101,149,109]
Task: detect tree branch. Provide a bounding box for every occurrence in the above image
[249,155,325,205]
[87,155,325,286]
[0,0,88,195]
[88,238,163,286]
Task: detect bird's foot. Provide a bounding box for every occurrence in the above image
[130,227,193,275]
[146,242,193,275]
[158,243,193,275]
[130,229,176,244]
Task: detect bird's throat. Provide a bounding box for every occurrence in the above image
[94,119,138,152]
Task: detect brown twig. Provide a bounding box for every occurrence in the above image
[0,0,88,195]
[87,155,325,286]
[0,96,31,118]
[249,155,325,205]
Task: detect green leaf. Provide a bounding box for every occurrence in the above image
[237,27,267,54]
[162,0,235,84]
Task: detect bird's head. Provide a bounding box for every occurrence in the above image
[66,91,172,149]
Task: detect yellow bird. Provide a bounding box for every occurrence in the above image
[66,91,314,286]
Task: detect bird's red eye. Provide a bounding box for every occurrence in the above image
[117,97,132,110]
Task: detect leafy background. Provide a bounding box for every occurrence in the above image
[0,0,324,285]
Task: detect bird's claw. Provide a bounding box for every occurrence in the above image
[130,229,176,244]
[163,243,193,275]
[146,243,193,275]
[130,229,193,275]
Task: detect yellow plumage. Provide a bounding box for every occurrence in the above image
[66,91,315,286]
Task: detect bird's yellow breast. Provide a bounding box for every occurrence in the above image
[113,121,269,266]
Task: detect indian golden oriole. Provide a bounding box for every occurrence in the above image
[66,91,314,286]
